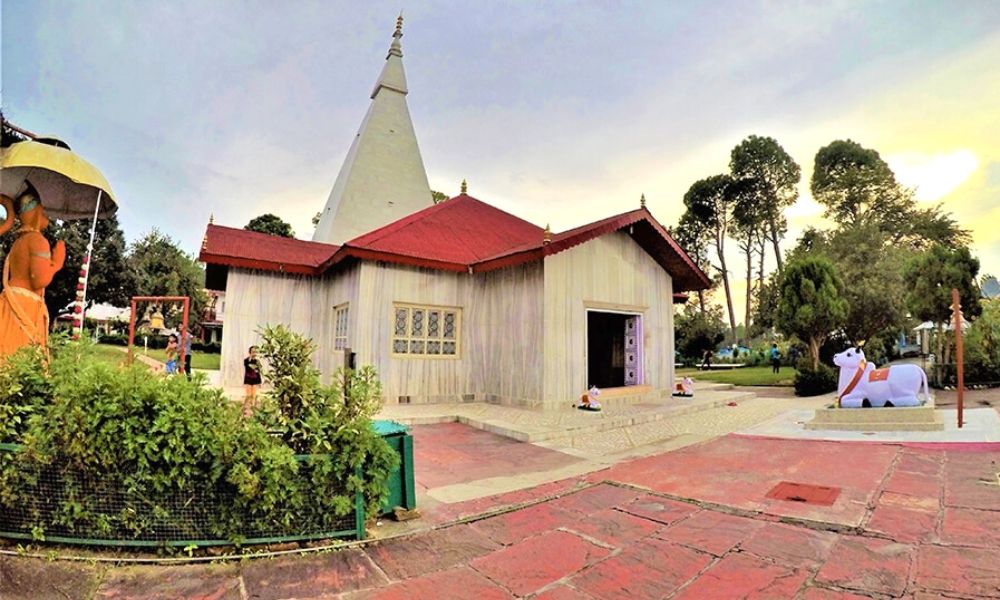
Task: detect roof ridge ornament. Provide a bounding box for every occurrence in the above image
[543,224,552,245]
[388,13,403,58]
[460,179,468,194]
[640,193,646,209]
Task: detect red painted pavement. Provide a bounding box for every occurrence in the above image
[61,435,1000,599]
[411,423,582,491]
[595,435,900,527]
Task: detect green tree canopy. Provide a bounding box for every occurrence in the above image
[675,303,727,361]
[811,140,912,233]
[431,190,449,204]
[729,135,800,272]
[673,211,715,312]
[776,256,849,370]
[128,230,208,329]
[793,223,909,347]
[245,213,294,238]
[46,216,133,320]
[682,174,737,341]
[904,244,982,324]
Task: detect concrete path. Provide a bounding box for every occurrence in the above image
[7,435,998,599]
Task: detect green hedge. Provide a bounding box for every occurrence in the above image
[794,363,839,397]
[0,329,395,548]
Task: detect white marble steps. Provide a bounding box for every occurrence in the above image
[805,404,945,432]
[378,389,758,443]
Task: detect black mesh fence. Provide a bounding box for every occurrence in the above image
[0,448,363,547]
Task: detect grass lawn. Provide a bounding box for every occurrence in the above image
[94,344,221,370]
[89,344,144,369]
[677,365,794,386]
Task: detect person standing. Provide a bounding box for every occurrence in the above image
[243,346,262,416]
[179,325,193,380]
[165,335,178,375]
[770,343,782,374]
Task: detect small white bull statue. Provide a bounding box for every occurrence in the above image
[833,348,929,408]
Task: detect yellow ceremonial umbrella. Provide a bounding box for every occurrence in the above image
[1,134,118,339]
[1,137,117,220]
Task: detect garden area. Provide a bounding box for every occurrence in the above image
[675,366,794,387]
[673,137,999,397]
[0,326,397,551]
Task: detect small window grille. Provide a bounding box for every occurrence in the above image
[334,304,349,350]
[391,303,461,358]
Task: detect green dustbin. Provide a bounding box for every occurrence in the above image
[373,420,416,515]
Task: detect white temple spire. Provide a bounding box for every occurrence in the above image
[313,14,433,244]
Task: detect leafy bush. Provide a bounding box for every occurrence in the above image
[675,304,726,362]
[794,362,838,397]
[0,330,395,545]
[965,300,1000,384]
[255,325,398,517]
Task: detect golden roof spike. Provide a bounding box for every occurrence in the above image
[209,213,214,224]
[543,223,552,245]
[395,12,403,36]
[640,193,646,209]
[460,179,468,194]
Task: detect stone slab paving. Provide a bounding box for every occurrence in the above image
[34,435,996,599]
[411,422,583,491]
[743,406,1000,443]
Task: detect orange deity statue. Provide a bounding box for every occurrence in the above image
[0,184,66,358]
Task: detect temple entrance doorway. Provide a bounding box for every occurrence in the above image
[586,310,642,389]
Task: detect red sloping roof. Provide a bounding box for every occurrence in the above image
[198,224,339,275]
[470,208,711,291]
[199,198,711,291]
[342,194,543,265]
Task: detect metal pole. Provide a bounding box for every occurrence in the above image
[128,299,137,365]
[179,297,190,375]
[952,288,964,428]
[77,190,102,338]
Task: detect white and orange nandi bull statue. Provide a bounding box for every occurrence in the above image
[833,348,929,408]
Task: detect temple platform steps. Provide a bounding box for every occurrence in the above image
[805,403,945,432]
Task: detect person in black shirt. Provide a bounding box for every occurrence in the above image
[243,346,262,416]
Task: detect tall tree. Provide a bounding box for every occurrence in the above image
[904,244,982,363]
[682,174,737,341]
[128,230,208,329]
[245,213,294,238]
[44,216,134,321]
[776,256,849,370]
[811,140,912,234]
[729,136,800,273]
[673,213,714,313]
[729,177,767,342]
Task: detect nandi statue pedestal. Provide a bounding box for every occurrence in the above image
[805,348,943,432]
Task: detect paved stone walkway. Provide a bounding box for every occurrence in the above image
[7,435,997,599]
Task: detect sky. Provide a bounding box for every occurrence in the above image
[4,1,1000,323]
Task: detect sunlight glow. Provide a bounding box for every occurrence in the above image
[887,149,979,202]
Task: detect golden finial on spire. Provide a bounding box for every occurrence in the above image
[640,193,646,209]
[543,224,552,245]
[460,179,468,194]
[395,12,403,36]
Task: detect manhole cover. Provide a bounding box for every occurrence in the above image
[765,481,841,506]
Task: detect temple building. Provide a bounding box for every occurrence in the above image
[199,19,710,408]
